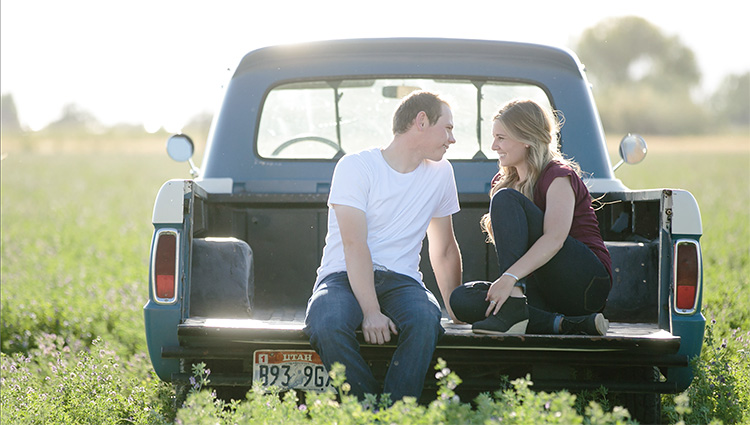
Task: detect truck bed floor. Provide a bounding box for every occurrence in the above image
[177,308,680,355]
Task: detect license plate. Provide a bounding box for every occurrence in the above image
[253,350,333,392]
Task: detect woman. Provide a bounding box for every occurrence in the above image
[450,99,612,335]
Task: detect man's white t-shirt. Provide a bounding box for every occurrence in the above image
[315,148,460,287]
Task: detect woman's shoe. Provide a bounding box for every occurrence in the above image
[472,296,529,335]
[559,313,609,335]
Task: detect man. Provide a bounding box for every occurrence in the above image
[304,91,463,402]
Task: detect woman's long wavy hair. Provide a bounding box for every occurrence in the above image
[480,99,580,244]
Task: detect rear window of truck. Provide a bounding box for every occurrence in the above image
[257,78,552,160]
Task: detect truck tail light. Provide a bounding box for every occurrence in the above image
[152,229,179,303]
[674,239,701,314]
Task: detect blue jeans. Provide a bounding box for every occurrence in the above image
[304,270,444,401]
[450,188,611,333]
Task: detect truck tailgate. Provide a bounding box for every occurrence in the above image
[171,308,682,360]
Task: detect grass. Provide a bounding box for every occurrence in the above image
[1,134,748,423]
[1,153,186,356]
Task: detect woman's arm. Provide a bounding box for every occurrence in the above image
[486,176,575,315]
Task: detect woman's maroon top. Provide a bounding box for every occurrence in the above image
[532,160,612,281]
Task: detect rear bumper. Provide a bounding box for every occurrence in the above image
[162,317,686,394]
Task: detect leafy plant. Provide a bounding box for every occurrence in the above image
[0,335,174,424]
[174,359,638,424]
[663,321,750,424]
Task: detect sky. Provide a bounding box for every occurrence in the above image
[2,0,748,133]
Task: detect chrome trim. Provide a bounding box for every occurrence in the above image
[673,239,702,315]
[151,228,180,305]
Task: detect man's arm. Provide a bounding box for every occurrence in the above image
[426,215,463,323]
[332,204,398,345]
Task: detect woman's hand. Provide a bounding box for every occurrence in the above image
[485,275,516,316]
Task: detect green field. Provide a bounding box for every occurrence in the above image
[1,137,748,423]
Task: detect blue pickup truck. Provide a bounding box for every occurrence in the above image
[144,38,705,422]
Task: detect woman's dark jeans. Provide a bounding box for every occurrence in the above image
[450,188,611,334]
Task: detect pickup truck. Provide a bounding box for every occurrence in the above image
[144,38,705,422]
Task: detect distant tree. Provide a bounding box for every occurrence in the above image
[184,112,213,136]
[577,16,700,91]
[45,103,100,134]
[710,72,750,128]
[576,16,706,134]
[1,94,23,135]
[183,111,213,151]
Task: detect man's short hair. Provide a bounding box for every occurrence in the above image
[392,91,449,135]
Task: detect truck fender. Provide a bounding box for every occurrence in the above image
[671,190,702,235]
[152,179,192,224]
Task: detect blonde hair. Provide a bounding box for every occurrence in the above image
[480,99,580,243]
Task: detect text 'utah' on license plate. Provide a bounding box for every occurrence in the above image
[253,350,334,392]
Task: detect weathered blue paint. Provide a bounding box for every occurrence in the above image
[200,39,612,195]
[669,313,706,391]
[143,301,181,381]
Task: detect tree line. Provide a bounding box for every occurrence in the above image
[1,16,748,141]
[575,16,748,135]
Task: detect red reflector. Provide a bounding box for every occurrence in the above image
[154,232,177,299]
[674,241,699,312]
[676,286,696,310]
[156,274,175,298]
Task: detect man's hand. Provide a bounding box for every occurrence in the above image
[362,311,399,345]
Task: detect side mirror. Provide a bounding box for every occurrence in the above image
[166,134,195,162]
[613,133,648,171]
[166,134,200,177]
